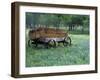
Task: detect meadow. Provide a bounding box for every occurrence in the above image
[26,34,90,67]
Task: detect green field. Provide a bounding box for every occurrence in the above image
[26,34,90,67]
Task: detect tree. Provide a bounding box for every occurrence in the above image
[26,13,89,34]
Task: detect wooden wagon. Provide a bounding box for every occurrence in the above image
[28,27,71,48]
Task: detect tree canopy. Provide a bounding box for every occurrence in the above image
[26,12,89,33]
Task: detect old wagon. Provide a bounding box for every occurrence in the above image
[28,27,71,48]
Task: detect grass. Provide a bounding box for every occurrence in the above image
[26,34,90,67]
[69,30,89,35]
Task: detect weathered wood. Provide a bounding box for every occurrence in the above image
[29,27,68,39]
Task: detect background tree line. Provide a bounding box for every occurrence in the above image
[26,12,89,34]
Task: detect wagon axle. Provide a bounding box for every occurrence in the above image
[28,36,71,48]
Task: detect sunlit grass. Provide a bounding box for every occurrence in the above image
[26,34,90,67]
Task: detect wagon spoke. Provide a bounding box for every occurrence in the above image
[48,40,56,48]
[28,39,37,47]
[63,36,71,46]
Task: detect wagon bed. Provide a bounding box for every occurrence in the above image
[29,27,68,39]
[28,27,71,48]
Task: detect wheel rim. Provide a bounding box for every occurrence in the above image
[28,39,36,47]
[48,40,56,48]
[63,41,68,46]
[63,37,71,46]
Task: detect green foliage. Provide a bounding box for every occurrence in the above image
[26,34,89,67]
[26,13,89,33]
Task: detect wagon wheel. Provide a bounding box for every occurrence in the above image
[63,36,71,46]
[28,39,37,47]
[48,40,56,48]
